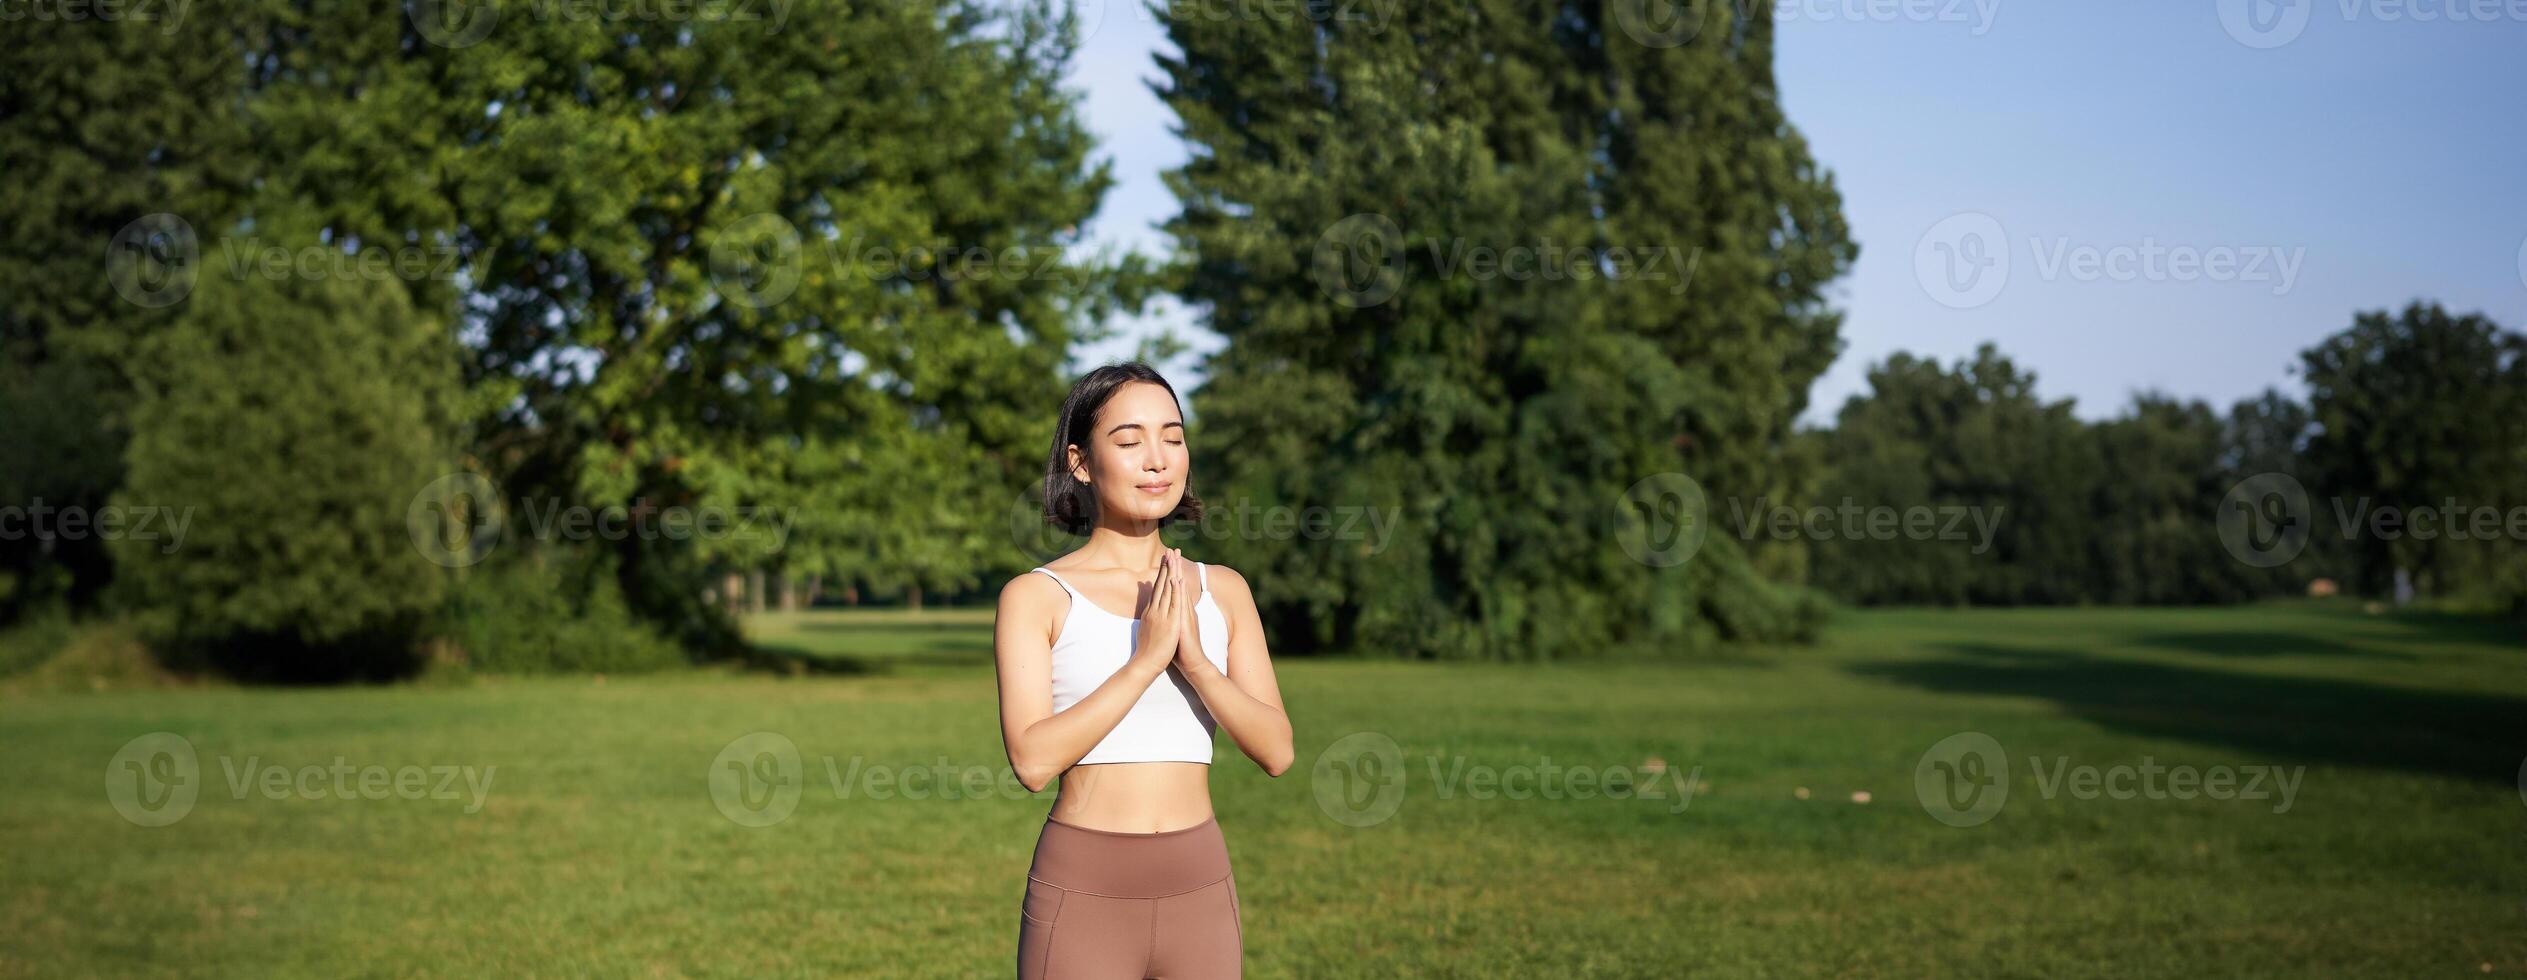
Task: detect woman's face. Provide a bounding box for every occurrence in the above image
[1069,381,1188,527]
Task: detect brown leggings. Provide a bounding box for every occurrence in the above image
[1017,814,1242,979]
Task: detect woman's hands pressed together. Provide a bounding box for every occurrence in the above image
[1168,549,1216,678]
[1128,549,1185,675]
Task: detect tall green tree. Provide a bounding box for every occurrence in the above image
[111,256,458,681]
[2300,302,2527,603]
[0,14,255,622]
[1813,346,2101,605]
[5,1,1136,665]
[1158,1,1853,658]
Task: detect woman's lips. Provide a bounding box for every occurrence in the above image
[1136,482,1172,494]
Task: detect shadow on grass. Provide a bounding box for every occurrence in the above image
[1852,640,2527,785]
[2129,630,2402,660]
[739,641,992,676]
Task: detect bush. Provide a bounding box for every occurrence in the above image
[110,263,457,682]
[429,547,689,675]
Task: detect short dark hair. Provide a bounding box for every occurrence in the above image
[1042,362,1204,535]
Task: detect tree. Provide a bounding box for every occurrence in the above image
[110,256,458,681]
[5,1,1138,663]
[1813,346,2102,605]
[2300,301,2527,603]
[1156,1,1852,658]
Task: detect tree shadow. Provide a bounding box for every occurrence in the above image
[1852,641,2527,785]
[2129,630,2402,660]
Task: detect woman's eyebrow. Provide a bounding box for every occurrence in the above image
[1104,421,1186,436]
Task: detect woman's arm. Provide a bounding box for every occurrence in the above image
[1177,563,1295,777]
[991,569,1179,793]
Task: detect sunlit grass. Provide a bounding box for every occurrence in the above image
[2,601,2521,976]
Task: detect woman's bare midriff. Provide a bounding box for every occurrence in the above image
[1049,761,1215,833]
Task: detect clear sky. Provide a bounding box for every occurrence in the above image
[1062,2,2527,423]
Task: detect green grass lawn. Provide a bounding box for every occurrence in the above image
[4,601,2523,977]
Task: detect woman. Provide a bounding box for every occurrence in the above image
[993,362,1296,979]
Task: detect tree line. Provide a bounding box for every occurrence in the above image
[4,4,2518,679]
[1807,302,2527,613]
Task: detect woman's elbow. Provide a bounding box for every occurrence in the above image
[1010,754,1061,794]
[1256,733,1296,778]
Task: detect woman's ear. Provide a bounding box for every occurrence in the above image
[1065,444,1089,484]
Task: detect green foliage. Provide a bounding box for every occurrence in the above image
[2301,301,2527,604]
[1814,346,2302,606]
[429,546,688,674]
[231,0,1133,613]
[3,1,1135,673]
[109,261,457,681]
[1158,1,1854,657]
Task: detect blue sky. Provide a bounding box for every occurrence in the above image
[1061,2,2527,423]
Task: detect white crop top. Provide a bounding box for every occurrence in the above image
[1030,562,1232,765]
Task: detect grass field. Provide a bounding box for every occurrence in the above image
[4,601,2523,977]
